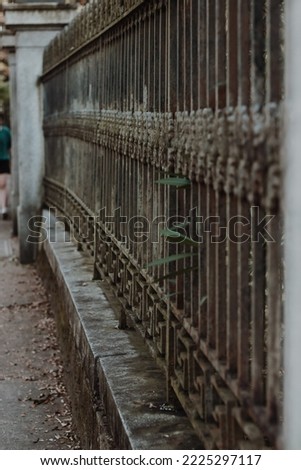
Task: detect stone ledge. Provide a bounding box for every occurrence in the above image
[4,3,77,12]
[4,3,77,29]
[39,216,202,450]
[0,33,16,50]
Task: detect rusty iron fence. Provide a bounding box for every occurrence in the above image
[42,0,284,449]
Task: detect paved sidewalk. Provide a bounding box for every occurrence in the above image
[0,219,80,450]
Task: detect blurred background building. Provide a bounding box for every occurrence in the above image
[0,0,77,251]
[0,0,9,122]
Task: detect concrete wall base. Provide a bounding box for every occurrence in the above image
[38,216,202,450]
[18,206,39,264]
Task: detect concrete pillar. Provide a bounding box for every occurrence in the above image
[8,49,18,236]
[1,33,18,236]
[3,4,76,263]
[283,0,301,450]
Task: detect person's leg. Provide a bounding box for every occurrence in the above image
[0,173,9,215]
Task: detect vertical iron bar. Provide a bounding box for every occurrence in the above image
[198,0,207,109]
[227,0,238,107]
[237,0,251,106]
[251,207,266,405]
[251,0,266,107]
[206,0,215,108]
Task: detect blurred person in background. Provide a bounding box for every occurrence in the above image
[0,112,11,220]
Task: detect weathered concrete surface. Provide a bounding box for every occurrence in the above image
[0,219,80,449]
[39,214,202,450]
[4,4,77,28]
